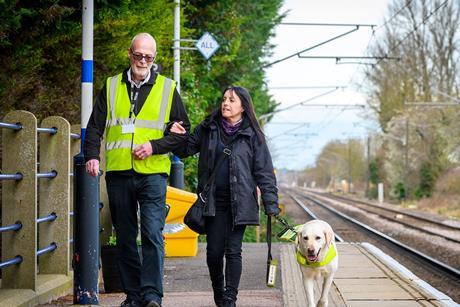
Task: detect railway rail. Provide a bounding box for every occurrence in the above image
[310,190,460,244]
[282,187,460,303]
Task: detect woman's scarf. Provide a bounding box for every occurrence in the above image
[221,117,243,135]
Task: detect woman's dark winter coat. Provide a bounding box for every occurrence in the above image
[174,110,279,226]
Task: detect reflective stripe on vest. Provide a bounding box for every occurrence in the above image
[105,73,174,174]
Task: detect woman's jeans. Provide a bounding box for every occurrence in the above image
[106,172,167,304]
[205,204,246,304]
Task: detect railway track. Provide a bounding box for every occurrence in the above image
[310,190,460,244]
[282,187,460,303]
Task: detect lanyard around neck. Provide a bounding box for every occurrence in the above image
[129,82,139,118]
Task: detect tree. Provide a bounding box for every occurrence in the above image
[0,0,284,190]
[310,139,366,191]
[365,0,460,200]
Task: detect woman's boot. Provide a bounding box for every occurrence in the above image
[213,286,225,306]
[222,298,236,307]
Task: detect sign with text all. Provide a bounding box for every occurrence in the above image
[195,32,220,60]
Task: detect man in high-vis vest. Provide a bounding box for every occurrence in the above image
[84,33,190,307]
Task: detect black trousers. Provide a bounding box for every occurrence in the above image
[106,172,167,304]
[205,204,246,304]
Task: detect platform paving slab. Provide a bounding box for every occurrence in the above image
[38,243,284,307]
[33,242,458,307]
[280,242,457,307]
[338,243,452,306]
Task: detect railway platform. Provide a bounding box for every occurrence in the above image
[39,242,457,307]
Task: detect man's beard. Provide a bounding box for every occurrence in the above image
[131,63,152,80]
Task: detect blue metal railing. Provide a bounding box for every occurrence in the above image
[0,172,23,180]
[37,127,57,135]
[37,170,58,179]
[37,213,57,224]
[36,242,57,257]
[0,119,82,274]
[0,171,59,180]
[0,256,23,269]
[0,221,22,233]
[0,211,61,269]
[0,122,22,130]
[1,120,80,139]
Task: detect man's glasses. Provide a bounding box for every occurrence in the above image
[130,50,155,62]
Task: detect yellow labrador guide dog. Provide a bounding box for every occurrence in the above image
[296,220,338,307]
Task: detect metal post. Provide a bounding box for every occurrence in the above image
[73,0,99,304]
[173,0,180,93]
[378,183,384,204]
[80,0,93,149]
[170,155,184,189]
[73,159,99,304]
[365,136,370,197]
[348,142,352,193]
[170,0,184,187]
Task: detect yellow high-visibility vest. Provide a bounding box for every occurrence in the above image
[105,73,175,174]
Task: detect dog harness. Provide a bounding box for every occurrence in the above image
[296,244,337,268]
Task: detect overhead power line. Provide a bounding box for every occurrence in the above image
[259,88,339,120]
[263,26,361,68]
[269,86,346,90]
[267,123,310,140]
[336,61,378,66]
[405,102,460,107]
[266,122,311,125]
[344,0,448,106]
[280,22,376,27]
[297,55,400,64]
[376,0,414,31]
[379,0,449,64]
[271,104,365,108]
[298,56,398,60]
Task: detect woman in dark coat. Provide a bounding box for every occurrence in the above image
[171,86,280,307]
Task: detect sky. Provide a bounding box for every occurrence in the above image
[264,0,392,170]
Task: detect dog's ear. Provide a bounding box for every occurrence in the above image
[295,230,302,245]
[324,227,334,248]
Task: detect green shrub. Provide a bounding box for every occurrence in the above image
[415,162,436,199]
[393,182,406,200]
[368,186,378,199]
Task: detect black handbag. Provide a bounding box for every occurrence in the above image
[183,193,207,234]
[184,147,232,234]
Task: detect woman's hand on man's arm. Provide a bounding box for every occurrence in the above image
[170,121,186,134]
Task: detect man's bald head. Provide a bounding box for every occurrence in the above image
[130,33,157,53]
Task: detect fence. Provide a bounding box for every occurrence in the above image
[0,110,112,297]
[0,110,198,305]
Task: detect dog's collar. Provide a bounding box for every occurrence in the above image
[296,244,337,267]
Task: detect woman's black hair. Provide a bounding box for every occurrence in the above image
[222,86,265,142]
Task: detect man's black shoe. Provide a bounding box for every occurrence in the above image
[144,300,161,307]
[222,299,236,307]
[120,299,142,307]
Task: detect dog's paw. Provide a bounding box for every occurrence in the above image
[317,299,328,307]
